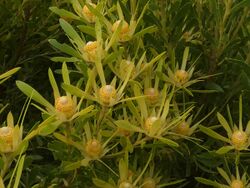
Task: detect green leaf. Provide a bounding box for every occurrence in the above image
[92,178,114,188]
[217,167,231,185]
[115,120,142,133]
[78,25,97,38]
[0,67,20,80]
[16,81,54,111]
[39,120,61,136]
[217,113,232,137]
[195,177,221,187]
[59,18,84,49]
[199,125,230,143]
[13,155,25,188]
[63,161,82,171]
[181,47,189,70]
[48,68,60,100]
[119,158,128,181]
[72,105,95,119]
[231,0,250,14]
[158,179,186,187]
[51,57,80,63]
[61,83,96,101]
[62,63,71,96]
[216,146,234,155]
[49,7,80,20]
[48,39,82,59]
[133,26,158,38]
[157,137,179,147]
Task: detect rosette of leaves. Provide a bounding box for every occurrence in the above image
[199,95,250,154]
[196,166,250,188]
[16,63,94,136]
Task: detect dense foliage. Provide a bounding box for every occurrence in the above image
[1,0,250,187]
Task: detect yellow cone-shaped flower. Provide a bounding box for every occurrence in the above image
[174,121,190,136]
[55,96,76,119]
[144,117,158,132]
[231,179,244,188]
[112,20,130,42]
[142,178,156,188]
[85,139,103,159]
[174,70,189,84]
[144,88,159,105]
[119,181,134,188]
[99,85,117,106]
[82,3,96,23]
[82,41,98,62]
[0,125,22,153]
[231,130,248,150]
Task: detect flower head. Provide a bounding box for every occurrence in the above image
[112,20,130,42]
[82,41,98,62]
[55,96,76,120]
[99,85,117,106]
[231,179,244,188]
[142,177,156,188]
[0,112,22,154]
[174,70,189,85]
[231,130,248,150]
[82,3,96,23]
[85,139,103,159]
[144,88,159,105]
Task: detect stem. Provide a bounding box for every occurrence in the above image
[1,154,12,178]
[65,121,73,155]
[97,106,108,131]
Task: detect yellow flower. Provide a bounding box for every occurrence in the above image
[82,41,98,62]
[85,139,103,159]
[142,177,156,188]
[144,117,158,133]
[231,179,244,188]
[119,181,134,188]
[99,85,117,106]
[231,130,248,150]
[0,112,23,154]
[82,3,96,23]
[112,20,130,42]
[174,121,190,136]
[174,70,189,85]
[0,127,14,153]
[55,96,77,120]
[144,88,159,105]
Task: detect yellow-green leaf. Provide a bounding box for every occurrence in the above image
[199,125,230,143]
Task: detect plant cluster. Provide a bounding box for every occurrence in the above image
[0,0,250,187]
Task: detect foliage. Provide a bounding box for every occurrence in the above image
[0,0,250,187]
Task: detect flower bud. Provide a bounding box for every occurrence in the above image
[99,85,116,106]
[144,88,159,105]
[55,96,76,119]
[144,117,158,132]
[231,179,244,188]
[174,121,190,136]
[82,3,96,23]
[174,70,189,84]
[0,127,14,153]
[117,128,131,137]
[142,178,156,188]
[112,20,130,42]
[85,139,103,158]
[231,130,248,150]
[119,181,133,188]
[83,41,98,62]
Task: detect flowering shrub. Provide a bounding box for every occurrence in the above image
[0,0,250,187]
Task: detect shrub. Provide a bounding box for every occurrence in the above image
[0,0,250,187]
